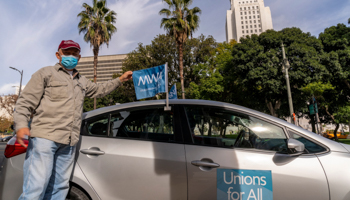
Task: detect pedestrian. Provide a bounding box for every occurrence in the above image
[14,40,133,200]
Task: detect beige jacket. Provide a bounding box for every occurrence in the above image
[14,63,122,146]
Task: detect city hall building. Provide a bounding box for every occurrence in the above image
[226,0,273,42]
[76,54,127,83]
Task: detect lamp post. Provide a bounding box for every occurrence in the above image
[9,67,23,97]
[281,43,296,125]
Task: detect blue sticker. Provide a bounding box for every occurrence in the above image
[217,169,273,200]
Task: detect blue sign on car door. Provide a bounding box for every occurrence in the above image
[217,169,273,200]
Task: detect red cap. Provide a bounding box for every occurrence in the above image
[58,40,81,51]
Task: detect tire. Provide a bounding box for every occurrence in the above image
[67,186,90,200]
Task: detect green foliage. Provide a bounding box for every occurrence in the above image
[334,105,350,124]
[77,0,117,48]
[300,82,335,98]
[224,28,328,118]
[159,0,201,42]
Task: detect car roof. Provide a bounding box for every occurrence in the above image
[83,99,346,152]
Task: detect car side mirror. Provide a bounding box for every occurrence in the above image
[288,138,305,156]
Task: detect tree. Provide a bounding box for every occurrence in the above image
[0,94,18,120]
[0,116,13,133]
[187,40,236,100]
[78,0,117,109]
[225,28,329,119]
[319,24,350,91]
[301,82,335,133]
[159,0,201,99]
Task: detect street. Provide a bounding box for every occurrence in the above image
[0,142,6,172]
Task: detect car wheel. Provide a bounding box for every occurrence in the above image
[67,186,90,200]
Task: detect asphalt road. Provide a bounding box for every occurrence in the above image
[0,142,6,168]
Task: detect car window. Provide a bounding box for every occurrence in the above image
[288,130,327,153]
[113,108,175,142]
[184,106,288,152]
[85,115,109,136]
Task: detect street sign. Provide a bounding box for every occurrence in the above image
[308,103,318,115]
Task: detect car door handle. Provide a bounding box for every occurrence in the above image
[191,160,220,168]
[80,149,105,155]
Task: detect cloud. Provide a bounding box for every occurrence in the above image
[87,0,165,56]
[0,83,20,95]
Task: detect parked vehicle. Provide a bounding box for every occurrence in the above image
[1,99,350,200]
[0,136,13,142]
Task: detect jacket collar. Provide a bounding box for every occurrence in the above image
[54,63,80,78]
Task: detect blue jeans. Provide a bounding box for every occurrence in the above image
[19,137,76,200]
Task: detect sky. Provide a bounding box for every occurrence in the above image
[0,0,349,95]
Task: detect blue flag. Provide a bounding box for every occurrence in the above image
[132,64,166,100]
[169,84,177,99]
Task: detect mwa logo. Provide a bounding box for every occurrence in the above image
[132,64,166,100]
[138,72,163,86]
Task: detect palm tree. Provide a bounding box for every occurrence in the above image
[78,0,117,109]
[159,0,201,99]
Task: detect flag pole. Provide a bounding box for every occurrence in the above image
[164,62,171,111]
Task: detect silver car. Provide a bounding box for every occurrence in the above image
[1,99,350,200]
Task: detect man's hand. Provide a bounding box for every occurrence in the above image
[16,128,30,147]
[119,71,133,82]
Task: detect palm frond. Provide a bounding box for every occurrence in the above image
[159,8,171,16]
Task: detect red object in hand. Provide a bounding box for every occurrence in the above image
[4,135,28,158]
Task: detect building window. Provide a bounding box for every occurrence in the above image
[241,17,243,20]
[257,11,260,14]
[241,21,244,24]
[250,25,252,28]
[249,11,251,14]
[245,16,247,19]
[250,20,252,23]
[242,26,244,29]
[246,25,248,28]
[258,20,261,23]
[255,29,257,33]
[240,8,242,10]
[253,11,255,14]
[241,12,242,15]
[257,15,260,18]
[259,24,261,27]
[259,29,262,32]
[253,15,256,19]
[254,25,257,28]
[242,31,244,34]
[254,20,256,23]
[246,30,249,33]
[257,6,259,8]
[249,16,251,19]
[244,7,246,10]
[245,12,247,15]
[251,30,253,33]
[246,21,248,24]
[248,7,250,10]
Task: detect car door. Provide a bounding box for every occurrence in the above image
[181,105,329,200]
[76,105,187,200]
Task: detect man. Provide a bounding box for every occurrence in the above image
[14,40,132,200]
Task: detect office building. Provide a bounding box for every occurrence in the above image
[76,54,127,82]
[226,0,273,42]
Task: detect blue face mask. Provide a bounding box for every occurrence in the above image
[60,55,78,69]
